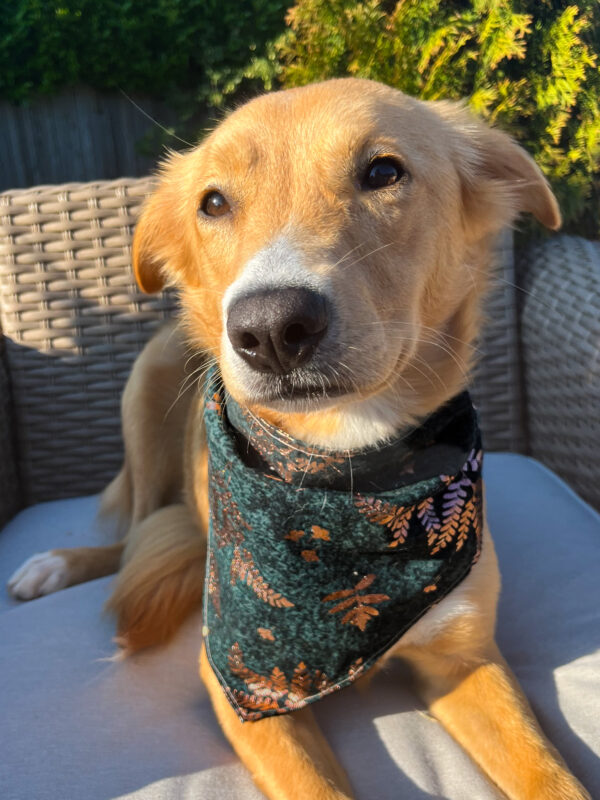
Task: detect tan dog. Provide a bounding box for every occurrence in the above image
[8,79,590,800]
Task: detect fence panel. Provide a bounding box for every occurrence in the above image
[0,87,175,190]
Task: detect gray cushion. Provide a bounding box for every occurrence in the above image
[0,453,599,799]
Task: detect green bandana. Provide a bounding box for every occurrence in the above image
[203,372,483,721]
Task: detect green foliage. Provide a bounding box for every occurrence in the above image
[269,0,600,237]
[3,0,598,235]
[0,0,288,104]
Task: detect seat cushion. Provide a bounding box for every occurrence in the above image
[0,453,599,799]
[0,493,108,614]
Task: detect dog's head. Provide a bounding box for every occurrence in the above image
[133,79,559,448]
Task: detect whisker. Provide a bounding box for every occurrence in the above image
[297,450,315,490]
[330,242,367,270]
[404,354,442,390]
[338,241,395,271]
[119,89,196,148]
[446,263,559,317]
[353,320,481,352]
[245,408,318,458]
[359,324,472,384]
[347,453,354,497]
[162,356,217,422]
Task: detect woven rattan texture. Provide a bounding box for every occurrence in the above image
[0,178,524,507]
[0,338,20,526]
[0,179,176,505]
[470,229,525,452]
[520,236,600,510]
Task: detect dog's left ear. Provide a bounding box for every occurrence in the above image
[434,102,561,238]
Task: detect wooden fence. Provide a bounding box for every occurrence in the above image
[0,87,177,190]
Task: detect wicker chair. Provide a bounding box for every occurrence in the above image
[0,179,599,800]
[0,179,598,523]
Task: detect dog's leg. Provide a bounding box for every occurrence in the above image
[392,519,589,800]
[200,645,354,800]
[109,321,201,527]
[400,630,590,800]
[8,543,124,600]
[8,322,200,605]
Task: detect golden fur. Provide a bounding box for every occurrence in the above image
[9,79,590,799]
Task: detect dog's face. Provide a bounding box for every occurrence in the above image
[134,79,559,448]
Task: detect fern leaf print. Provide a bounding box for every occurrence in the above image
[431,476,472,554]
[323,574,390,631]
[230,546,295,608]
[355,494,412,545]
[209,470,250,548]
[226,644,337,718]
[417,497,441,548]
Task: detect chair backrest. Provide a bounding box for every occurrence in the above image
[0,179,523,507]
[519,235,600,510]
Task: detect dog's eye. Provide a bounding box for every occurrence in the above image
[362,157,405,190]
[200,191,231,218]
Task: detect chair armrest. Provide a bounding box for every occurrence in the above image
[0,333,21,528]
[0,178,175,507]
[519,235,600,510]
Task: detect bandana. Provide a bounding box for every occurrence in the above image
[202,372,483,721]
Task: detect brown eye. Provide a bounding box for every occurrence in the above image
[200,190,231,217]
[362,157,405,190]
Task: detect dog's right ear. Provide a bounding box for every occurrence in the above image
[132,151,194,294]
[132,189,170,294]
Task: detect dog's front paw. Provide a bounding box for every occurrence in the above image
[7,552,69,600]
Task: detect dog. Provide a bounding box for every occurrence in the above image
[8,79,590,800]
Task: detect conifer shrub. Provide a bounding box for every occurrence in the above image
[255,1,599,236]
[3,1,598,235]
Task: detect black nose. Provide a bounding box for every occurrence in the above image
[227,287,329,374]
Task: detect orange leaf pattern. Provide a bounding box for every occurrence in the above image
[323,574,390,631]
[356,450,483,558]
[230,546,295,608]
[355,495,412,545]
[311,525,330,541]
[209,470,250,549]
[226,643,365,720]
